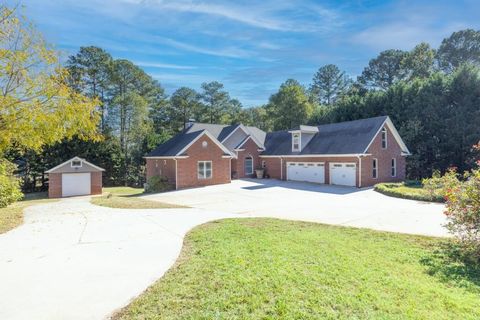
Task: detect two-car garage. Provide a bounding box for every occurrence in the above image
[286,161,357,187]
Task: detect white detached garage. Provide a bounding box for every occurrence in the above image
[45,157,104,198]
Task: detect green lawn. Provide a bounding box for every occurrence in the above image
[91,186,186,209]
[115,219,480,320]
[374,182,444,202]
[0,192,56,234]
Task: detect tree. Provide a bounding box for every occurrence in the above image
[0,6,100,154]
[169,87,201,131]
[310,64,351,105]
[200,81,230,123]
[402,42,436,80]
[358,49,408,90]
[108,59,156,185]
[66,46,113,131]
[267,79,313,130]
[437,29,480,73]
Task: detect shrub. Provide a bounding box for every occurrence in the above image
[444,168,480,263]
[144,175,173,193]
[0,159,23,208]
[422,168,460,201]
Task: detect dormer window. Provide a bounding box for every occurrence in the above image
[381,127,387,149]
[71,160,82,168]
[292,132,301,152]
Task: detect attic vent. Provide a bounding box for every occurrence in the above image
[71,160,82,168]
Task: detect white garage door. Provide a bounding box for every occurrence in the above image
[62,173,91,197]
[287,162,325,184]
[330,163,356,186]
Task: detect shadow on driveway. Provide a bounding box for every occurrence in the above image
[240,178,367,195]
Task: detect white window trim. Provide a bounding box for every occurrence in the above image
[381,127,387,149]
[245,156,254,175]
[391,158,397,177]
[197,161,212,180]
[292,132,301,152]
[372,158,378,179]
[71,160,82,168]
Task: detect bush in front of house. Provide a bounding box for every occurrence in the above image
[0,159,23,208]
[374,181,444,202]
[144,175,173,193]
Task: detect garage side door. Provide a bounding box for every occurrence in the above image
[329,163,356,187]
[287,162,325,184]
[62,173,91,197]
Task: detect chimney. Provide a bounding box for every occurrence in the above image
[185,118,195,130]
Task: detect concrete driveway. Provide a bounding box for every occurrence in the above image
[143,179,448,237]
[0,197,239,320]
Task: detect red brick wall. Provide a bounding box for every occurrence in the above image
[262,157,282,179]
[48,173,62,198]
[176,135,231,189]
[91,172,103,195]
[49,172,104,198]
[145,158,176,186]
[235,138,261,178]
[361,125,406,187]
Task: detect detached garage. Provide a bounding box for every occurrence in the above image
[46,157,104,198]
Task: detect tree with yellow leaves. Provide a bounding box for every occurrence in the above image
[0,5,99,206]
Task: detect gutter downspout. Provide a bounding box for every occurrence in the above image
[174,157,178,190]
[280,157,283,180]
[357,155,362,188]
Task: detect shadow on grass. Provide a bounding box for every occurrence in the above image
[421,241,480,293]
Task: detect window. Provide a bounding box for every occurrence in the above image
[391,158,397,177]
[202,141,208,148]
[245,156,253,175]
[71,160,82,168]
[292,133,301,152]
[197,161,212,179]
[372,159,378,179]
[381,128,387,149]
[261,160,266,168]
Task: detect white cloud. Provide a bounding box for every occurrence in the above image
[352,21,467,51]
[116,0,341,33]
[152,36,252,58]
[135,61,197,69]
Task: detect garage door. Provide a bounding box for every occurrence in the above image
[329,163,356,186]
[287,162,325,184]
[62,173,91,197]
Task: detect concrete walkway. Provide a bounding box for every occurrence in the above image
[144,179,448,237]
[0,198,239,320]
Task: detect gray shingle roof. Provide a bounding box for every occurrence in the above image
[262,116,388,155]
[146,130,204,157]
[147,116,392,157]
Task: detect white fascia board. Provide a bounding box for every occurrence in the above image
[45,156,105,173]
[362,117,411,155]
[144,156,189,159]
[176,130,233,157]
[259,154,368,158]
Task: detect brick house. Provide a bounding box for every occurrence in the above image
[145,116,410,189]
[45,157,104,198]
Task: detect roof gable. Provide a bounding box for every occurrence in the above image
[45,157,105,173]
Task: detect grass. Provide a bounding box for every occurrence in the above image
[115,219,480,320]
[0,192,56,234]
[90,186,186,209]
[374,181,444,202]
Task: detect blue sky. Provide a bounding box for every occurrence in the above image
[16,0,480,106]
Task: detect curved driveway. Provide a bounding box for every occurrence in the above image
[144,179,448,237]
[0,198,239,320]
[0,179,447,320]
